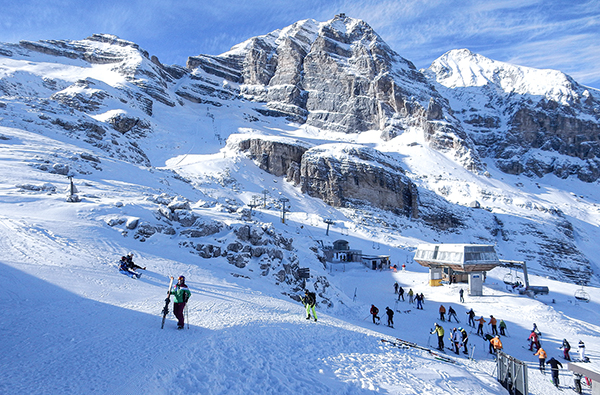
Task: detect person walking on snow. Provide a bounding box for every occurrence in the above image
[385,307,394,327]
[546,357,563,387]
[450,327,461,354]
[578,340,586,361]
[439,305,446,321]
[397,286,405,301]
[302,290,318,322]
[499,319,507,336]
[415,293,424,310]
[448,306,459,323]
[534,347,547,373]
[561,339,571,361]
[170,275,191,329]
[370,304,380,324]
[431,323,445,350]
[476,316,486,336]
[489,315,498,335]
[394,282,399,294]
[459,288,464,303]
[408,289,414,304]
[467,308,476,327]
[528,330,541,351]
[459,327,469,354]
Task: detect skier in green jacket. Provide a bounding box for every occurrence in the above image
[170,276,191,329]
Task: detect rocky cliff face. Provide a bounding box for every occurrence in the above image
[187,16,483,173]
[234,136,418,217]
[299,144,418,217]
[425,49,600,182]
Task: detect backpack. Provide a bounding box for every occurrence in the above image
[305,292,316,306]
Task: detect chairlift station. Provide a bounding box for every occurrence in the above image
[414,244,502,296]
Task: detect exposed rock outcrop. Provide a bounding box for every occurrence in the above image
[300,144,418,217]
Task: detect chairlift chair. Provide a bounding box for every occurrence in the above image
[503,270,515,285]
[574,286,590,303]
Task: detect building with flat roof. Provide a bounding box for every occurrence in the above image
[414,244,502,295]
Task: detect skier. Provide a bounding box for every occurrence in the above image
[450,327,461,355]
[528,330,541,351]
[370,304,380,324]
[534,347,547,373]
[476,316,486,336]
[578,340,586,361]
[119,253,146,278]
[561,339,571,361]
[499,319,507,336]
[394,282,399,294]
[573,372,583,394]
[459,288,464,303]
[439,305,446,321]
[415,293,423,310]
[385,307,394,327]
[532,323,541,336]
[489,315,498,335]
[408,288,414,304]
[431,323,445,350]
[466,308,476,327]
[397,286,405,301]
[169,275,191,329]
[447,306,459,323]
[489,335,503,355]
[302,290,318,322]
[546,357,563,387]
[459,327,469,354]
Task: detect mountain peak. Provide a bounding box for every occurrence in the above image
[426,48,585,105]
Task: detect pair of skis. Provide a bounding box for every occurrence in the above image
[381,338,458,364]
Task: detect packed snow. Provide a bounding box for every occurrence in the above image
[1,117,599,394]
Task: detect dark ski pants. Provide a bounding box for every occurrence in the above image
[477,324,483,336]
[463,339,469,353]
[551,370,559,386]
[174,302,186,328]
[538,358,545,372]
[437,336,444,350]
[563,349,571,361]
[491,325,497,335]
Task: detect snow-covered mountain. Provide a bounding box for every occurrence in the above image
[424,48,600,183]
[1,16,600,394]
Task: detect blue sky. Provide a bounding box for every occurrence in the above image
[1,0,599,89]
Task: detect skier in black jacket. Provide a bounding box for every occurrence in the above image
[385,307,394,327]
[302,290,317,322]
[561,339,571,361]
[546,357,563,387]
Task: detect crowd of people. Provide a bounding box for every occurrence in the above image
[377,281,592,390]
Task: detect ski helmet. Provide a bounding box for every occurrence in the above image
[458,327,462,331]
[178,275,185,281]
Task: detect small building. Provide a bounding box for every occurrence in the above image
[361,255,391,270]
[322,239,362,263]
[414,244,502,296]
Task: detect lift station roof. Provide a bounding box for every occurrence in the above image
[414,244,501,272]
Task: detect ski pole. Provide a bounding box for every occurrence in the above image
[185,303,189,329]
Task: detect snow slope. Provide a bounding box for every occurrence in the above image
[1,120,600,395]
